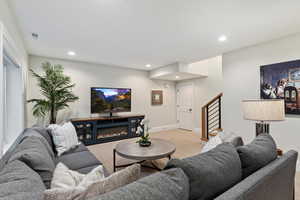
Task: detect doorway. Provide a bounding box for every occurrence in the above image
[176,81,194,131]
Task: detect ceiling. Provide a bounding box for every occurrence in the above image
[9,0,300,70]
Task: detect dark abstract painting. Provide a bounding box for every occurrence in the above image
[260,59,300,115]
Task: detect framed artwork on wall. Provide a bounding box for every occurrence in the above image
[151,90,163,105]
[260,59,300,115]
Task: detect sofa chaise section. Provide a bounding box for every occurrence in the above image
[0,127,108,188]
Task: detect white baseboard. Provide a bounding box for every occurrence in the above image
[149,124,201,134]
[149,123,179,133]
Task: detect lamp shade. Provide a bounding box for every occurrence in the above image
[242,99,285,121]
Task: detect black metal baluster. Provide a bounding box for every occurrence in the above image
[218,97,221,129]
[206,106,209,139]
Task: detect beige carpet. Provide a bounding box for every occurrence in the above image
[87,129,300,199]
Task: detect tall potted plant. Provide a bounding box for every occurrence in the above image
[28,62,79,124]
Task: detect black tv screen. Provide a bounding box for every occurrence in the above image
[91,87,131,113]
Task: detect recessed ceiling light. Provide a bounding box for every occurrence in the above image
[218,35,227,42]
[175,75,180,79]
[145,64,151,68]
[68,51,76,56]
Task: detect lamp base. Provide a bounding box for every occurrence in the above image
[255,123,282,156]
[255,122,269,136]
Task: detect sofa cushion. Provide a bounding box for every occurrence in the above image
[230,136,244,147]
[57,150,101,173]
[77,165,101,174]
[22,128,56,160]
[165,143,242,200]
[8,136,56,189]
[31,126,57,155]
[88,168,189,200]
[237,133,277,178]
[0,160,46,200]
[61,143,89,155]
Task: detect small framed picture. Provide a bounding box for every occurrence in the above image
[151,90,163,105]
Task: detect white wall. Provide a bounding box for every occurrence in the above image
[28,56,177,130]
[223,33,300,169]
[0,0,28,155]
[176,56,223,133]
[0,0,27,58]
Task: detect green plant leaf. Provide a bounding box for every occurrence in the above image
[27,62,79,124]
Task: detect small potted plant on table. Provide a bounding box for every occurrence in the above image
[136,119,151,147]
[137,133,151,147]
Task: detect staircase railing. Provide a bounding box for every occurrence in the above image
[201,93,223,141]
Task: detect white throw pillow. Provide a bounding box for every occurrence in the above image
[48,122,80,156]
[83,164,140,199]
[44,164,140,200]
[79,165,105,188]
[50,163,105,189]
[201,135,222,153]
[218,131,237,143]
[51,163,85,189]
[44,187,86,200]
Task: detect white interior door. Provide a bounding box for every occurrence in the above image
[176,82,194,131]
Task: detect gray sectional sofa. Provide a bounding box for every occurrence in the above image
[0,127,108,199]
[0,127,298,200]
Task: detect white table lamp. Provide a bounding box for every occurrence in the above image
[242,99,285,136]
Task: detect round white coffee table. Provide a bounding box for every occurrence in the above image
[113,138,176,172]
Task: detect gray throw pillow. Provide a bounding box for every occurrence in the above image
[229,136,244,147]
[8,136,56,189]
[88,168,189,200]
[31,126,57,155]
[0,160,46,200]
[22,128,56,160]
[165,143,242,200]
[237,133,277,178]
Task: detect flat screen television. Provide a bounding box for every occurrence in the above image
[91,87,131,114]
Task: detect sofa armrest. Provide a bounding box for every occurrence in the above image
[215,150,298,200]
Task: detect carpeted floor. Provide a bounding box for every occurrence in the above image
[87,129,300,199]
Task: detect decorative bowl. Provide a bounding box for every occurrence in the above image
[139,141,151,147]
